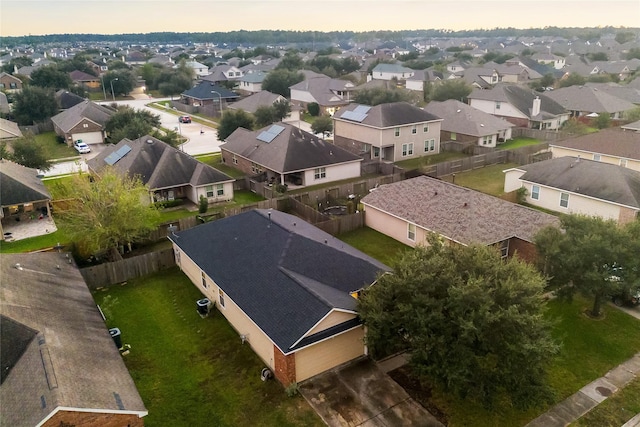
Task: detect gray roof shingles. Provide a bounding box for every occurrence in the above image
[0,160,51,207]
[334,101,442,128]
[0,253,147,427]
[423,99,514,137]
[469,84,567,120]
[170,209,389,353]
[545,85,636,114]
[361,175,559,245]
[550,127,640,161]
[50,100,113,133]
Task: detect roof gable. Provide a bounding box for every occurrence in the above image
[0,160,51,206]
[423,99,514,136]
[334,102,441,128]
[550,127,640,160]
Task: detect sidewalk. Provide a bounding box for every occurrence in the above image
[526,352,640,427]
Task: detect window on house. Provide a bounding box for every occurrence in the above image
[531,185,540,200]
[201,271,208,288]
[205,185,214,197]
[83,123,89,128]
[495,102,501,110]
[232,155,238,164]
[394,127,400,137]
[560,192,569,208]
[407,223,416,241]
[593,154,601,161]
[411,125,417,134]
[500,240,509,259]
[451,132,457,140]
[423,124,429,132]
[216,184,224,196]
[373,147,380,158]
[620,158,628,168]
[482,136,491,145]
[424,139,435,152]
[314,167,326,179]
[218,289,225,308]
[402,143,414,156]
[0,83,4,88]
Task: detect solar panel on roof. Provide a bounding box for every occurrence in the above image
[256,124,285,143]
[103,144,132,165]
[353,105,371,114]
[116,144,132,158]
[341,111,368,122]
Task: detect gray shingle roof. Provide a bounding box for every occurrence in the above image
[181,81,239,101]
[289,76,349,106]
[0,160,51,207]
[550,127,640,161]
[0,253,147,426]
[50,100,114,133]
[333,102,442,128]
[221,122,361,173]
[516,157,640,209]
[0,118,23,139]
[545,85,636,114]
[228,90,284,114]
[170,209,389,353]
[469,84,567,120]
[361,176,559,245]
[423,99,514,137]
[88,135,233,189]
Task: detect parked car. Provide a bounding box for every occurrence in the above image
[612,288,640,307]
[73,140,91,154]
[178,115,192,123]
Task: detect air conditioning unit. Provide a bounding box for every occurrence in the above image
[196,298,213,317]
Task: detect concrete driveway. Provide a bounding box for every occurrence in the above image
[299,358,442,427]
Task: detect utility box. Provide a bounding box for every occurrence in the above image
[109,328,122,349]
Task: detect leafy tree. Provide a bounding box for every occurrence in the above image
[103,70,137,97]
[354,87,411,106]
[535,215,640,317]
[560,118,590,135]
[0,56,33,73]
[587,52,609,62]
[626,47,640,60]
[359,238,558,409]
[592,112,611,129]
[311,115,333,137]
[430,79,473,102]
[276,53,303,71]
[307,102,320,116]
[558,73,586,88]
[521,48,536,56]
[55,168,160,260]
[152,129,181,148]
[217,109,254,140]
[11,86,58,125]
[623,107,640,123]
[262,69,304,97]
[6,133,52,171]
[105,106,161,143]
[403,60,433,70]
[30,65,73,90]
[615,31,636,44]
[540,73,555,88]
[254,105,277,128]
[425,47,440,55]
[272,99,291,121]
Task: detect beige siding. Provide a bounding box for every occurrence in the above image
[301,161,361,185]
[295,327,365,382]
[524,184,624,221]
[174,244,276,368]
[306,311,357,336]
[364,206,418,247]
[470,98,527,119]
[503,169,526,192]
[550,146,640,172]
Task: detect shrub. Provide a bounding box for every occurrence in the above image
[285,382,299,397]
[198,195,208,214]
[307,102,320,116]
[153,198,184,209]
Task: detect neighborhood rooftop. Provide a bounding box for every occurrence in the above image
[361,175,560,246]
[550,127,640,160]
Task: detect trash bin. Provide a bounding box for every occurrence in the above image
[109,328,122,349]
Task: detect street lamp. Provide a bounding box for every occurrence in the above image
[211,90,223,118]
[110,77,119,102]
[100,75,107,101]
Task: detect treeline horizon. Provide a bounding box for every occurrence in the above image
[1,26,639,47]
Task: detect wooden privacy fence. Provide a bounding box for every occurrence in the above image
[80,248,176,289]
[315,212,364,236]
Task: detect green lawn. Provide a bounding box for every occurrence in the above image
[427,296,640,426]
[571,377,640,427]
[0,228,70,253]
[394,151,469,170]
[93,269,322,427]
[440,163,519,197]
[35,131,77,160]
[194,153,246,178]
[338,227,410,267]
[497,137,541,150]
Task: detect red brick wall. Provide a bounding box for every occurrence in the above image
[220,149,258,175]
[333,135,366,156]
[508,237,539,264]
[273,345,296,385]
[501,116,530,128]
[42,410,144,427]
[442,131,477,144]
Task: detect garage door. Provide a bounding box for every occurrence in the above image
[71,131,103,144]
[295,327,365,382]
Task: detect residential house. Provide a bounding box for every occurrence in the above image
[55,89,85,110]
[51,100,114,145]
[549,127,640,171]
[0,252,148,426]
[87,58,109,75]
[180,81,239,112]
[122,50,147,66]
[361,175,559,262]
[488,61,543,83]
[504,157,640,224]
[457,67,501,89]
[88,135,234,205]
[202,64,244,85]
[68,70,100,91]
[0,160,53,239]
[0,92,8,114]
[370,63,415,82]
[468,84,570,130]
[227,90,288,115]
[221,122,361,187]
[178,61,209,78]
[423,99,514,147]
[237,71,267,95]
[0,72,22,92]
[289,75,354,116]
[0,118,23,140]
[446,60,471,73]
[332,102,443,161]
[584,82,640,105]
[405,69,443,92]
[531,52,566,69]
[545,85,636,120]
[169,209,390,385]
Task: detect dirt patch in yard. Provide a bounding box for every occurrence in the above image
[388,366,448,425]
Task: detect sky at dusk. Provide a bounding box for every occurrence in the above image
[1,0,638,37]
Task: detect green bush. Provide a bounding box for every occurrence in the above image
[307,102,320,116]
[153,198,184,209]
[285,382,299,397]
[198,195,208,214]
